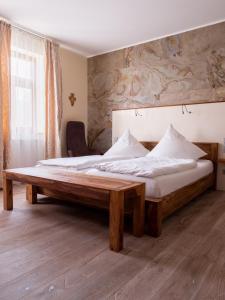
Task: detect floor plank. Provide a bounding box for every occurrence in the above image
[0,186,225,300]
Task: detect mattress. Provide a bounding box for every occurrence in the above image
[84,160,213,198]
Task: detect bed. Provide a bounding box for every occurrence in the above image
[34,141,218,237]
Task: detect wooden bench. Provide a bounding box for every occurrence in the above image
[2,167,145,252]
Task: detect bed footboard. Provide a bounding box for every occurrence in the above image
[146,173,215,237]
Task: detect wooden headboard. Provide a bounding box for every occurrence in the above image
[141,141,219,166]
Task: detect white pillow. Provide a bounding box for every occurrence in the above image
[147,125,206,160]
[104,129,149,158]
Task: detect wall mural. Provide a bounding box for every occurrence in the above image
[88,22,225,152]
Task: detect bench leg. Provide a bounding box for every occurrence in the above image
[147,201,162,237]
[3,174,13,210]
[26,184,37,204]
[109,190,124,252]
[133,184,145,237]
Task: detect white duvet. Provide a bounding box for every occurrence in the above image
[94,157,197,178]
[38,155,130,170]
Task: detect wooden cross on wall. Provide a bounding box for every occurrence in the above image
[69,93,76,106]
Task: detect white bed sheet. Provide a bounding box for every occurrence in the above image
[84,160,213,198]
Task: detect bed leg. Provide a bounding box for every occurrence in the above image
[147,201,162,237]
[26,184,37,204]
[212,173,217,190]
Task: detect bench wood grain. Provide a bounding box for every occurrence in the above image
[2,167,145,252]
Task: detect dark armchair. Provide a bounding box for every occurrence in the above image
[66,121,100,157]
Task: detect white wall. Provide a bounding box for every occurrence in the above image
[112,102,225,190]
[60,48,87,156]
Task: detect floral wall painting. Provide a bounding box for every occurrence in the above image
[88,22,225,152]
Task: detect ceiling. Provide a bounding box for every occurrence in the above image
[1,0,225,57]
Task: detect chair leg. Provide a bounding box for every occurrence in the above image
[147,201,162,237]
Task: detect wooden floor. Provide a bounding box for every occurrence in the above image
[0,186,225,300]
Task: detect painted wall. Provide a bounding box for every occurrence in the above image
[112,102,225,190]
[88,22,225,152]
[60,48,87,156]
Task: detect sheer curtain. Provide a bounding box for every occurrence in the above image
[9,28,46,168]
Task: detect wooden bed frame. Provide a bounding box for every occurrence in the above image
[141,142,218,237]
[3,141,218,239]
[31,141,218,237]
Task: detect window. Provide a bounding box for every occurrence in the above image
[9,28,46,168]
[10,30,45,140]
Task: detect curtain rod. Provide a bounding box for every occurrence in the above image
[0,17,53,42]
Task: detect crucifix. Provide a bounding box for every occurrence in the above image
[69,93,76,106]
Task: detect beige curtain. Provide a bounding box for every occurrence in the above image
[45,40,62,159]
[0,21,11,186]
